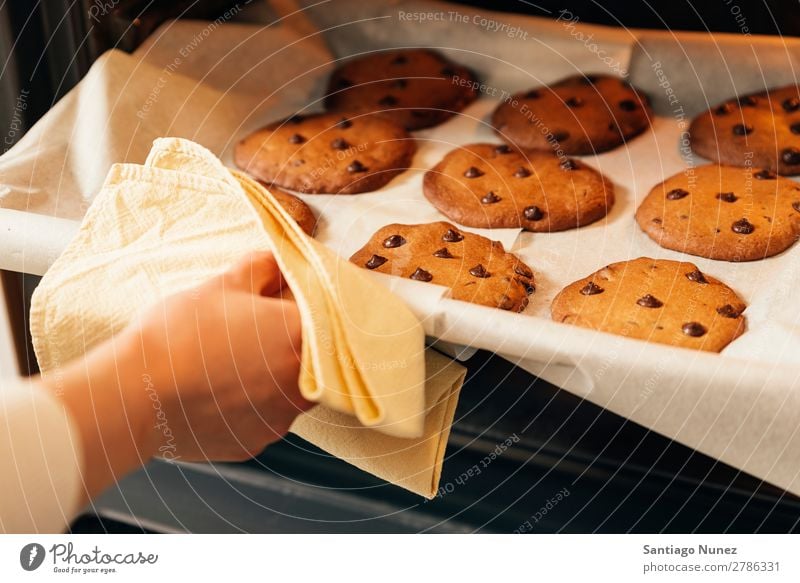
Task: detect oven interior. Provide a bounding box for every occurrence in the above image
[2,0,799,533]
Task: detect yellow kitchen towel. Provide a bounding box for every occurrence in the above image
[291,348,465,497]
[30,137,465,496]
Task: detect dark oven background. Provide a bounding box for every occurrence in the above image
[1,0,798,533]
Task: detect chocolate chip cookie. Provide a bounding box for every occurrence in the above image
[690,85,800,175]
[551,258,746,352]
[422,143,614,231]
[264,185,317,236]
[636,164,800,261]
[349,221,535,311]
[234,112,416,194]
[491,74,652,155]
[324,49,478,130]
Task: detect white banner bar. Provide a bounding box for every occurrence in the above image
[0,534,797,581]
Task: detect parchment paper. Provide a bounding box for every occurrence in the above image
[2,0,800,496]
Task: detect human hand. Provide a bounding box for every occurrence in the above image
[132,251,311,461]
[43,252,310,503]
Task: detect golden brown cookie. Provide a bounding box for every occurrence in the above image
[551,258,746,352]
[264,185,317,236]
[324,49,478,130]
[690,85,800,175]
[491,74,652,155]
[349,221,534,312]
[636,164,800,261]
[422,143,614,231]
[234,112,415,194]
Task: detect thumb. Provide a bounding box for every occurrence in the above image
[221,251,284,296]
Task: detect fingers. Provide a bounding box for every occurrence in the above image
[221,251,284,296]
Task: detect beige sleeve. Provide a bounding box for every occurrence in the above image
[0,378,83,533]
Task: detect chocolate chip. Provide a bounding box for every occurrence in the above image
[523,205,544,221]
[378,95,398,106]
[392,79,408,88]
[754,169,776,179]
[441,67,456,77]
[781,147,800,165]
[666,188,689,200]
[740,95,758,106]
[288,133,305,144]
[714,103,732,115]
[619,99,637,111]
[636,294,663,308]
[495,144,512,154]
[652,217,662,224]
[481,191,501,204]
[516,278,536,295]
[365,254,387,269]
[566,96,583,107]
[791,122,800,135]
[347,160,367,173]
[733,123,753,136]
[330,138,350,150]
[337,118,352,129]
[580,281,604,295]
[560,159,578,171]
[682,322,707,337]
[731,218,755,234]
[337,78,353,88]
[717,304,741,318]
[782,97,800,112]
[410,267,432,282]
[685,269,708,284]
[433,248,454,258]
[716,191,738,203]
[469,264,490,278]
[552,130,570,142]
[498,295,516,310]
[514,264,533,278]
[464,166,484,178]
[391,55,407,65]
[383,234,406,248]
[513,167,531,178]
[443,229,464,242]
[525,89,540,99]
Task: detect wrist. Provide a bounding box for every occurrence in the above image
[38,330,158,501]
[111,329,162,461]
[125,325,182,461]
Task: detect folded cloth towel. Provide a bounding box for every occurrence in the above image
[291,349,465,497]
[30,137,465,497]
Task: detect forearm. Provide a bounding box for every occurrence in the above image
[38,332,156,506]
